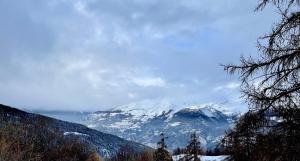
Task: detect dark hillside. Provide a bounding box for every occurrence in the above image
[0,104,151,159]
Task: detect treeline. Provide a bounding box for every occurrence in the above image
[173,146,225,156]
[0,117,102,161]
[105,146,154,161]
[106,132,222,161]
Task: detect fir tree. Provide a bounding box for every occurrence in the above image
[184,132,203,161]
[153,133,173,161]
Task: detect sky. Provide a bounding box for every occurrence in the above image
[0,0,278,112]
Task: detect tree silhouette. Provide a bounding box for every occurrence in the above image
[184,132,203,161]
[222,0,300,160]
[153,133,173,161]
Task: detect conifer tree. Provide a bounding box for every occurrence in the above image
[184,132,203,161]
[222,0,300,160]
[153,133,173,161]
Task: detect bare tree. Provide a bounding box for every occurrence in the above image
[222,0,300,160]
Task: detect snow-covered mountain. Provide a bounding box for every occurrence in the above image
[83,101,234,150]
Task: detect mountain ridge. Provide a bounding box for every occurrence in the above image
[0,104,151,157]
[84,103,234,150]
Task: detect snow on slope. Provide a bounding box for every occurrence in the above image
[111,99,176,120]
[64,131,89,136]
[83,100,234,150]
[173,154,229,161]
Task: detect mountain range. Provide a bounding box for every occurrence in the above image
[82,101,234,150]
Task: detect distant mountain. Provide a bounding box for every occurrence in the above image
[0,104,150,157]
[83,101,234,150]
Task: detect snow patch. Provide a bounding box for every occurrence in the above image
[168,122,181,127]
[173,154,229,161]
[63,132,89,137]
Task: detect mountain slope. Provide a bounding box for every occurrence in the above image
[84,103,233,150]
[0,104,150,157]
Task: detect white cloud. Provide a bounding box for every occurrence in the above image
[214,82,240,91]
[132,77,166,87]
[127,93,137,99]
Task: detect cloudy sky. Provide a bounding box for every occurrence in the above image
[0,0,278,111]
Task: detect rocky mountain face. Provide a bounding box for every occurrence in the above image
[83,102,234,150]
[0,104,150,158]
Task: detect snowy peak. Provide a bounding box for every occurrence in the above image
[84,102,233,150]
[182,103,233,115]
[175,105,229,120]
[98,101,232,120]
[111,100,176,118]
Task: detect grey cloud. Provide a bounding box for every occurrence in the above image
[0,0,277,111]
[0,1,55,58]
